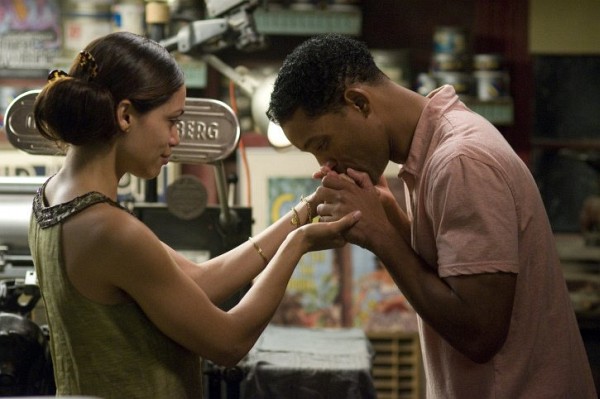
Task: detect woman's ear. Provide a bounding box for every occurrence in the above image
[116,99,133,133]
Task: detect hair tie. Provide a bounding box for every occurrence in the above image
[78,50,98,80]
[48,69,69,83]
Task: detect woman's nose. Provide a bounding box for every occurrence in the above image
[170,126,181,146]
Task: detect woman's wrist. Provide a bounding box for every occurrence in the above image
[290,195,315,228]
[248,236,269,266]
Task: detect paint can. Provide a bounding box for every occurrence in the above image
[431,53,467,72]
[433,26,467,54]
[433,72,472,97]
[112,1,145,35]
[473,71,510,101]
[473,53,504,71]
[62,1,113,56]
[415,73,437,96]
[371,49,411,87]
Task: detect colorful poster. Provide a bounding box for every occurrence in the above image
[0,0,61,70]
[267,176,417,332]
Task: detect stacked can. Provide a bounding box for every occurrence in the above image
[62,0,146,59]
[430,26,472,98]
[112,0,146,36]
[371,49,411,88]
[265,0,361,11]
[472,54,510,101]
[62,1,114,58]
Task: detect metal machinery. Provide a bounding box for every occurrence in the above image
[1,1,268,397]
[0,177,56,392]
[0,177,46,279]
[0,271,55,396]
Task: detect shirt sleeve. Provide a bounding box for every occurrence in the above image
[427,154,520,278]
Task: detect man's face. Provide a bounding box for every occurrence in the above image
[281,107,389,184]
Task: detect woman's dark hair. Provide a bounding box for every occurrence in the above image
[34,31,185,146]
[267,33,385,125]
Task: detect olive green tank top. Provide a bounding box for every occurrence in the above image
[29,181,203,398]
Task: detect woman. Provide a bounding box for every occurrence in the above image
[30,32,360,398]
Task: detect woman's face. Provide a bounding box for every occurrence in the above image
[118,85,186,179]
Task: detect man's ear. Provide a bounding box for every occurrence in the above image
[345,88,370,116]
[116,99,133,133]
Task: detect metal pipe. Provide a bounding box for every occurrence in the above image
[213,161,236,230]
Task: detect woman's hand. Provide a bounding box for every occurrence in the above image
[291,209,361,253]
[314,168,410,251]
[313,169,386,250]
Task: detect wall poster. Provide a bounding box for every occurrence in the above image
[239,147,417,332]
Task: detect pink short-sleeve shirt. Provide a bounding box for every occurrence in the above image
[399,85,597,398]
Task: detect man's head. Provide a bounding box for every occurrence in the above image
[268,34,394,183]
[267,34,385,126]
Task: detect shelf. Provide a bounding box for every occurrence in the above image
[177,57,207,89]
[555,233,600,263]
[368,332,422,399]
[254,7,362,36]
[531,138,600,150]
[53,56,208,89]
[0,69,48,80]
[465,98,514,126]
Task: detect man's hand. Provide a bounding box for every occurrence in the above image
[317,168,411,245]
[364,171,411,243]
[315,168,393,251]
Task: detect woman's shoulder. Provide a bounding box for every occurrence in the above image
[62,199,163,278]
[61,201,160,304]
[64,199,145,246]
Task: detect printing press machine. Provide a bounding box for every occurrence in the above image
[0,177,46,280]
[0,175,253,397]
[0,177,55,396]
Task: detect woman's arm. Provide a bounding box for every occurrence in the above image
[67,202,358,367]
[165,195,319,304]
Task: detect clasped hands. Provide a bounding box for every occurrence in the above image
[310,165,409,251]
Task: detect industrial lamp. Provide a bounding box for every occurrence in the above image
[159,0,292,149]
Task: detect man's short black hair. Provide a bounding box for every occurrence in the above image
[267,33,385,125]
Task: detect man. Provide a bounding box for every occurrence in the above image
[267,34,597,398]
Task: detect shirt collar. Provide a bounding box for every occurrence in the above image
[398,85,461,180]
